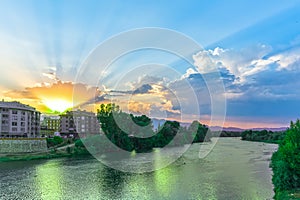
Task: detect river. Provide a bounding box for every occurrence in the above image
[0,138,278,200]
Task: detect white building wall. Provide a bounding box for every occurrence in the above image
[0,101,40,137]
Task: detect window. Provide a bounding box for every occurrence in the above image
[12,127,17,131]
[21,111,25,115]
[21,117,25,121]
[12,110,18,114]
[2,114,8,118]
[12,116,18,121]
[12,122,17,126]
[21,122,25,126]
[21,128,25,132]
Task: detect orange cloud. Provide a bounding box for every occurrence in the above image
[3,80,182,121]
[127,100,151,114]
[3,81,101,113]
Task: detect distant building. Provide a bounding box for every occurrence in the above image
[43,115,60,131]
[40,115,60,137]
[59,110,100,137]
[0,100,40,137]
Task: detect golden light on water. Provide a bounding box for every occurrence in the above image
[34,161,64,200]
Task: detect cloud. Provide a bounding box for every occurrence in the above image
[189,44,300,102]
[127,74,167,90]
[160,41,300,126]
[41,66,59,82]
[4,80,101,113]
[128,83,180,115]
[181,68,198,79]
[4,41,299,127]
[127,100,151,114]
[273,48,300,71]
[133,84,153,94]
[71,78,182,117]
[192,48,223,74]
[192,44,272,84]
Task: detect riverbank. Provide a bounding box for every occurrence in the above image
[0,138,48,154]
[240,121,300,200]
[241,129,286,144]
[0,152,71,162]
[0,147,90,163]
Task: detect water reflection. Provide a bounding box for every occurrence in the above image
[153,148,178,198]
[35,160,64,199]
[97,166,127,199]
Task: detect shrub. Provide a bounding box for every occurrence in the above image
[271,119,300,199]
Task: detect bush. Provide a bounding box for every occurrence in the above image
[46,136,64,147]
[271,119,300,199]
[241,129,285,143]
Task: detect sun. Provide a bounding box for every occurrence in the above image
[43,99,73,113]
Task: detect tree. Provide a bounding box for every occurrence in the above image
[271,119,300,198]
[46,136,64,147]
[188,121,210,143]
[96,103,211,153]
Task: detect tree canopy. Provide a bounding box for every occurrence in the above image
[271,119,300,199]
[95,103,211,153]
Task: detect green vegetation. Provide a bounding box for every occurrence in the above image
[0,151,73,162]
[231,121,300,199]
[211,131,242,137]
[74,134,114,154]
[273,189,300,200]
[271,120,300,199]
[82,103,212,153]
[241,129,286,144]
[46,136,64,147]
[46,136,74,148]
[1,103,212,162]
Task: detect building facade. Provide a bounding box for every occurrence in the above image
[0,101,40,138]
[43,115,60,131]
[59,110,100,137]
[40,115,60,137]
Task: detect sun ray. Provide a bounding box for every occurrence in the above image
[43,99,73,113]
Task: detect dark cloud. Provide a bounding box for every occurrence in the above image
[133,84,152,94]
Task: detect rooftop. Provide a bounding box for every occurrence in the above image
[0,100,38,112]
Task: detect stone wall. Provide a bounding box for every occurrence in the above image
[0,138,47,153]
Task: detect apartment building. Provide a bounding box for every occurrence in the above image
[43,115,60,131]
[59,110,100,137]
[0,100,40,137]
[40,115,60,137]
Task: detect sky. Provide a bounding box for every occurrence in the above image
[1,0,300,128]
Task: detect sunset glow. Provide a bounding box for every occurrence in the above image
[43,99,73,113]
[0,1,299,129]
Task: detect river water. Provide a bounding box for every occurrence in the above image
[0,138,278,200]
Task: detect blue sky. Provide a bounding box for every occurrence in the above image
[1,0,300,128]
